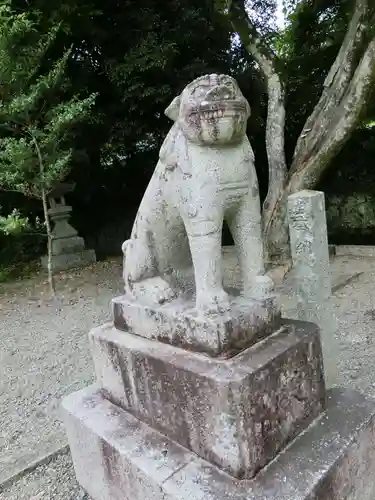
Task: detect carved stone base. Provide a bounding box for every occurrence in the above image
[40,249,96,273]
[112,293,281,356]
[89,320,325,479]
[51,235,85,256]
[63,385,375,500]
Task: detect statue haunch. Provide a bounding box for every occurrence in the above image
[122,73,272,314]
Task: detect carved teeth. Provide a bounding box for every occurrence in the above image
[200,110,226,119]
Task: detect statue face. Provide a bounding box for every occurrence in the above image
[165,74,250,145]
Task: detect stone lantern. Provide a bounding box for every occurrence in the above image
[40,182,96,272]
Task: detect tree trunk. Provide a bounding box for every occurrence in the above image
[264,34,375,259]
[31,132,56,296]
[228,0,288,264]
[264,1,375,262]
[41,185,56,297]
[226,0,375,264]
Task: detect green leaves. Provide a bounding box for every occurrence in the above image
[0,208,30,235]
[0,5,96,199]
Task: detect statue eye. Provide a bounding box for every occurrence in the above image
[193,86,207,98]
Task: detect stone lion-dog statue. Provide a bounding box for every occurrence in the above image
[122,73,272,314]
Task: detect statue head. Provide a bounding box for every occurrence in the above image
[165,74,250,146]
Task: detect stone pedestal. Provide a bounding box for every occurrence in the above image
[63,385,375,500]
[89,320,324,479]
[112,294,280,356]
[41,203,96,273]
[63,305,375,498]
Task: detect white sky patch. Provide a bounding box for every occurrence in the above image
[276,0,285,28]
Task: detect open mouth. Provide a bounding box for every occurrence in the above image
[189,101,247,121]
[200,109,226,120]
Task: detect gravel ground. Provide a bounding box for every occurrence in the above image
[1,254,375,499]
[0,451,87,500]
[332,256,375,397]
[0,258,123,486]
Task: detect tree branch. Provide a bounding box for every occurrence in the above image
[29,130,56,296]
[291,0,371,174]
[228,0,287,235]
[288,34,375,192]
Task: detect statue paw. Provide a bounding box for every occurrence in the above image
[156,279,178,304]
[245,275,274,299]
[196,290,230,315]
[130,277,177,306]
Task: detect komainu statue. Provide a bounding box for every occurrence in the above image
[122,73,272,314]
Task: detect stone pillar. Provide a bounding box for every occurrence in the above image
[287,190,338,387]
[40,196,96,273]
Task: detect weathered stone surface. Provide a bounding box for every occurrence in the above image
[52,235,84,256]
[90,319,325,479]
[40,249,96,273]
[112,293,280,356]
[287,190,338,387]
[63,385,375,500]
[122,73,273,316]
[48,203,81,254]
[40,197,96,272]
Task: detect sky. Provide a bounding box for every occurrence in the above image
[276,0,285,28]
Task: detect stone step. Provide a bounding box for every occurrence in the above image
[62,385,375,500]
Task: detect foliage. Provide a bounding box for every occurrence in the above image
[0,206,44,282]
[0,207,30,235]
[276,0,355,157]
[0,3,96,199]
[0,2,96,290]
[0,261,37,283]
[0,0,374,261]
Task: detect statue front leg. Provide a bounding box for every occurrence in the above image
[185,217,229,314]
[227,195,274,299]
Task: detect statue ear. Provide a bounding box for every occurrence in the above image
[165,95,181,122]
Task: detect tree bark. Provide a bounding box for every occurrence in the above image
[291,37,375,184]
[226,0,375,264]
[31,132,56,297]
[263,1,375,262]
[291,0,372,178]
[41,184,55,297]
[228,0,288,263]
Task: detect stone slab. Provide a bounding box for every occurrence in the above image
[89,319,325,478]
[62,385,375,500]
[335,245,375,257]
[112,294,281,356]
[40,249,96,273]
